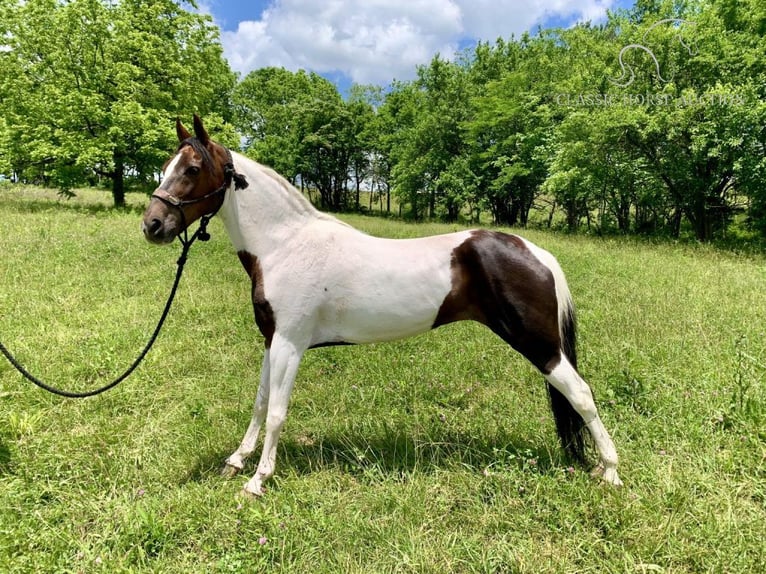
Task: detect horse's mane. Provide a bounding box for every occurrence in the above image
[237,153,351,228]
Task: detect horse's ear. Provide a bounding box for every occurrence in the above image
[176,118,192,142]
[193,114,210,146]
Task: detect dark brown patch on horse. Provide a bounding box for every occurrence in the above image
[433,230,561,374]
[237,250,275,348]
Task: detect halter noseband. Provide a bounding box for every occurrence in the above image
[151,145,248,245]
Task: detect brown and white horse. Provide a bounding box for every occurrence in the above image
[142,116,622,496]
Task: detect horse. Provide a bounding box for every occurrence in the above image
[141,115,622,496]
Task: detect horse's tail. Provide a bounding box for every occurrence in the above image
[540,252,588,465]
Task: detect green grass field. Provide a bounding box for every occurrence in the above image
[1,187,764,573]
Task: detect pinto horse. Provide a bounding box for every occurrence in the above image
[142,116,622,496]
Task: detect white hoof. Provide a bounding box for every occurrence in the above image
[242,473,269,497]
[591,463,623,487]
[602,466,623,487]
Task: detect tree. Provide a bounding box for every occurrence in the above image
[0,0,234,206]
[296,91,355,211]
[613,4,766,240]
[367,87,400,215]
[387,55,471,220]
[347,85,380,211]
[380,81,427,218]
[232,67,317,184]
[466,34,559,226]
[232,68,362,211]
[540,2,765,239]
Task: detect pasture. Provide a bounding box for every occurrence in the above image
[0,187,764,573]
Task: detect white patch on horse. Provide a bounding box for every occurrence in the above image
[545,358,622,486]
[162,153,182,182]
[306,229,472,345]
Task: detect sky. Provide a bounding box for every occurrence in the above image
[198,0,636,93]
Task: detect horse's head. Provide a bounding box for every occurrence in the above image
[142,115,231,244]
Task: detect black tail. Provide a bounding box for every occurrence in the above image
[547,303,588,465]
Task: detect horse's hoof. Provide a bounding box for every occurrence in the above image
[590,463,605,479]
[221,463,242,479]
[591,464,623,487]
[239,484,266,498]
[602,467,624,488]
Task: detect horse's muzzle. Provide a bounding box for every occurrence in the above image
[141,201,180,244]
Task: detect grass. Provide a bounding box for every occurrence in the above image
[1,186,765,573]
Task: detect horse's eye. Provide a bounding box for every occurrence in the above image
[185,166,200,177]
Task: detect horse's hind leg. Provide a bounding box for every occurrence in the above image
[545,356,622,486]
[222,351,271,477]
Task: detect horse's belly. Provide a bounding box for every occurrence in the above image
[311,270,453,345]
[330,306,441,344]
[286,229,473,348]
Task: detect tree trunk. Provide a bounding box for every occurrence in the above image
[355,175,361,211]
[112,149,125,208]
[428,186,435,219]
[547,200,556,228]
[508,200,520,226]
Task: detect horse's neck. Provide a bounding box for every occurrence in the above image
[219,152,334,257]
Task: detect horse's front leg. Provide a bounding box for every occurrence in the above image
[222,351,271,477]
[243,333,304,496]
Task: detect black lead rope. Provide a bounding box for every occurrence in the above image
[1,145,248,398]
[0,217,212,399]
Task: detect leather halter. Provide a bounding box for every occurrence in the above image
[150,144,249,243]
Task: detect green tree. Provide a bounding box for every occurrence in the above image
[380,81,426,218]
[466,34,560,226]
[367,86,401,215]
[541,2,765,239]
[614,3,765,240]
[347,85,380,212]
[387,55,470,220]
[233,67,360,211]
[296,89,355,211]
[434,155,480,222]
[232,67,317,184]
[0,0,233,206]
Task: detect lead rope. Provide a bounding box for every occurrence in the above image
[0,217,212,398]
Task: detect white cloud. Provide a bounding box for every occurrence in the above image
[219,0,615,85]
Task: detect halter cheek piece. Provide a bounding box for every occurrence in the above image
[151,146,249,245]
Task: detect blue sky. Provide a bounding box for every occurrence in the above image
[199,0,637,93]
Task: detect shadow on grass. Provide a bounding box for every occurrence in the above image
[0,196,147,218]
[0,185,149,217]
[0,440,12,475]
[179,425,568,485]
[279,429,558,477]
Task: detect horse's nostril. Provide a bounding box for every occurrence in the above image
[148,218,162,235]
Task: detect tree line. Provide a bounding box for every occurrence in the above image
[1,0,764,241]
